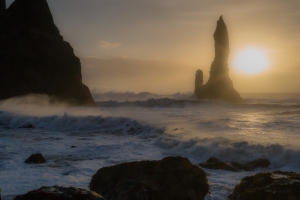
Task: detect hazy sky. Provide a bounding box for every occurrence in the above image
[7,0,300,94]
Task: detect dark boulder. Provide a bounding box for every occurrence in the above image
[25,153,46,164]
[14,186,105,200]
[18,124,35,129]
[194,16,243,103]
[0,0,95,106]
[199,157,270,172]
[244,158,270,170]
[228,171,300,200]
[199,157,239,172]
[90,156,209,200]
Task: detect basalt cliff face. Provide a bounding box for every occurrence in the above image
[194,16,243,103]
[0,0,96,106]
[0,0,5,15]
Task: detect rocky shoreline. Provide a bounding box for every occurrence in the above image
[2,155,299,200]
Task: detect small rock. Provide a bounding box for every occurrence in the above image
[243,158,270,170]
[24,153,46,164]
[228,171,300,200]
[14,186,105,200]
[199,157,270,172]
[199,157,239,172]
[18,124,35,129]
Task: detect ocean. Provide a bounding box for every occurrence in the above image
[1,92,300,199]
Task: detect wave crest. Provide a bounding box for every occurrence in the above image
[0,111,164,139]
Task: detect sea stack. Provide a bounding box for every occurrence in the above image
[0,0,96,106]
[0,0,5,15]
[194,16,243,103]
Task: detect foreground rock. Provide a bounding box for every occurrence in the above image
[228,171,300,200]
[14,186,105,200]
[90,156,209,200]
[199,157,270,172]
[194,16,243,103]
[0,0,95,106]
[25,153,46,164]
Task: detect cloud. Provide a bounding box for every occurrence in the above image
[98,41,121,49]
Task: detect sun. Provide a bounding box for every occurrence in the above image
[234,48,269,74]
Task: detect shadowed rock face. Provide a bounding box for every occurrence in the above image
[0,0,95,106]
[0,0,5,15]
[194,16,243,103]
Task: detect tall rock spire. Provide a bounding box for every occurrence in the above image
[193,16,243,103]
[214,16,229,59]
[0,0,5,15]
[210,15,230,77]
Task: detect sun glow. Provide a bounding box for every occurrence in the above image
[234,48,269,74]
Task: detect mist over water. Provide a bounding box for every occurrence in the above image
[1,92,300,199]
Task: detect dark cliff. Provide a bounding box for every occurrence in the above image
[194,16,243,103]
[0,0,5,15]
[0,0,95,106]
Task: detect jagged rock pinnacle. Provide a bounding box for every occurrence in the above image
[0,0,95,106]
[194,69,203,94]
[193,16,243,103]
[211,15,230,77]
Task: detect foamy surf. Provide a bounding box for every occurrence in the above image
[1,93,300,199]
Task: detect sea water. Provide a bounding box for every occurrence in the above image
[1,93,300,200]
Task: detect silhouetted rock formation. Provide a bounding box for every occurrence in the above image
[199,157,270,172]
[194,16,243,103]
[194,69,203,94]
[14,186,105,200]
[90,156,209,200]
[0,0,5,15]
[0,0,95,106]
[25,153,46,164]
[228,171,300,200]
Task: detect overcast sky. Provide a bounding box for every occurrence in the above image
[7,0,300,93]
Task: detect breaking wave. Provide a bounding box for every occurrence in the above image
[154,136,300,169]
[96,98,214,107]
[95,98,300,110]
[92,91,192,102]
[0,111,164,139]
